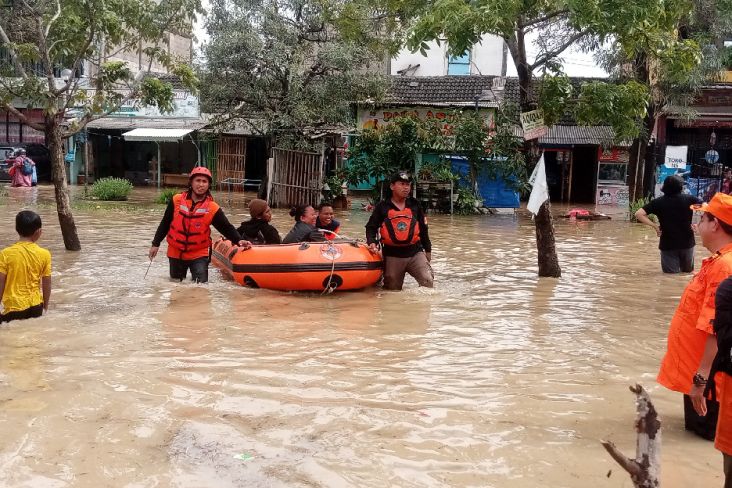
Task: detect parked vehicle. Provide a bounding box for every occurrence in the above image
[0,143,52,183]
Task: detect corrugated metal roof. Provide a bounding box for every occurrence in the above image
[511,124,627,146]
[665,105,732,118]
[87,117,206,130]
[540,125,619,145]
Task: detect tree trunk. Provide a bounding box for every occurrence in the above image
[627,110,654,202]
[535,200,561,276]
[602,384,661,488]
[47,120,81,251]
[626,54,654,202]
[517,62,561,278]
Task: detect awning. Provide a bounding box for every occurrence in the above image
[122,128,195,142]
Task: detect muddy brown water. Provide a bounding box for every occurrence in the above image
[0,185,723,487]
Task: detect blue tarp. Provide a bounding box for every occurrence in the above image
[450,156,520,208]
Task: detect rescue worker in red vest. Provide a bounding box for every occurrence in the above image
[148,167,251,283]
[365,170,433,290]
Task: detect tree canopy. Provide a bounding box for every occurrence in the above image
[0,0,201,251]
[200,0,395,148]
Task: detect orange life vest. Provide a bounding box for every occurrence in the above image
[166,192,219,260]
[380,207,420,247]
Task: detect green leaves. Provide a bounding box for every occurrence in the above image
[99,61,133,85]
[538,73,573,127]
[139,77,174,113]
[575,81,649,142]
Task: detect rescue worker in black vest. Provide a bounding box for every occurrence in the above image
[149,167,251,283]
[365,170,433,290]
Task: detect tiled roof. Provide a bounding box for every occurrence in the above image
[383,76,501,107]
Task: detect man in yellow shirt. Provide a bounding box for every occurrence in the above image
[0,210,51,323]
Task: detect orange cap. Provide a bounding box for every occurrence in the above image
[691,192,732,226]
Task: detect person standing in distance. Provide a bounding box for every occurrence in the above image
[365,171,433,290]
[635,175,702,273]
[149,167,251,283]
[10,148,35,188]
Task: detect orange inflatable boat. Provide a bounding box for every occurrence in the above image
[211,239,383,291]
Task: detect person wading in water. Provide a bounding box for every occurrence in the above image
[149,167,251,283]
[365,171,433,291]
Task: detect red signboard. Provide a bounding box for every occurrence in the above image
[598,147,630,162]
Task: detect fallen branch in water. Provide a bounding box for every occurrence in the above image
[602,384,661,488]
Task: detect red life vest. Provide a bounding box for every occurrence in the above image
[323,225,340,241]
[166,192,219,260]
[380,207,420,247]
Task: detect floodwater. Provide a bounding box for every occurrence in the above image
[0,185,723,487]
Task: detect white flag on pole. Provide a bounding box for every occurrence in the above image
[527,154,549,216]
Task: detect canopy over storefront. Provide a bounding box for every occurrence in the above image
[122,128,195,142]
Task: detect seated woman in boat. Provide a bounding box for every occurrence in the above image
[237,199,281,245]
[315,203,341,240]
[282,205,326,244]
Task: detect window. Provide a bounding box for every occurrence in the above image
[598,162,628,184]
[447,51,471,75]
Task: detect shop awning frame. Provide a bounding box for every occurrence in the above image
[122,128,197,188]
[121,128,195,142]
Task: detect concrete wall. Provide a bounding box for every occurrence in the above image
[92,32,193,76]
[390,34,505,76]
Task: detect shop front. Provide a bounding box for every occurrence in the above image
[595,147,630,207]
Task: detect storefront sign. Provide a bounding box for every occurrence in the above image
[77,89,199,118]
[664,145,688,169]
[598,147,630,163]
[520,109,548,140]
[674,119,732,128]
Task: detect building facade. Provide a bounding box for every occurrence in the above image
[389,35,507,77]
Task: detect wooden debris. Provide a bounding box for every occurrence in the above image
[601,384,661,488]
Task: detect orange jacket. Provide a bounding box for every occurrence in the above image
[658,243,732,394]
[166,192,220,260]
[380,207,421,247]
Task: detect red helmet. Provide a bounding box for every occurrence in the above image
[189,166,212,183]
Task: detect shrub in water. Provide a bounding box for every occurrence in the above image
[630,197,657,223]
[156,188,178,204]
[91,177,133,201]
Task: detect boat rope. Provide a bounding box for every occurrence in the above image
[321,255,338,295]
[318,228,343,239]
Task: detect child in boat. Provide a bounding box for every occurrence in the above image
[237,199,281,244]
[0,210,51,324]
[282,205,326,244]
[315,203,341,240]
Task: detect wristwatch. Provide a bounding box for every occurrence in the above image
[693,373,707,387]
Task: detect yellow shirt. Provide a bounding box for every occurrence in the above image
[0,241,51,313]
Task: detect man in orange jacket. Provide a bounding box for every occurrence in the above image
[149,167,250,283]
[658,192,732,440]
